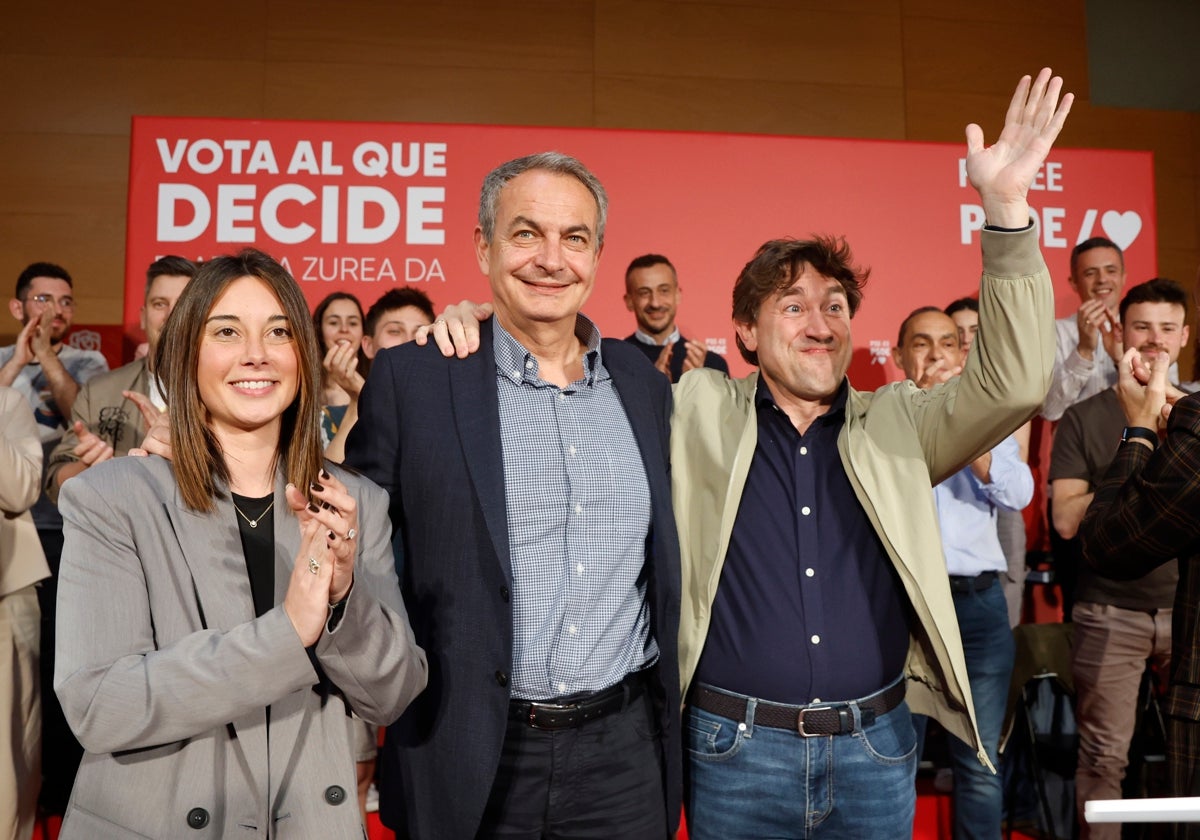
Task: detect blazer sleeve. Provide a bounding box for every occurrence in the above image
[0,387,41,514]
[1080,394,1200,580]
[315,474,427,725]
[55,471,320,754]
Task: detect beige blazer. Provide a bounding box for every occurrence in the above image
[0,386,49,596]
[671,226,1054,771]
[45,357,150,504]
[54,455,427,839]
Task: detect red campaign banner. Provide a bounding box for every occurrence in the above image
[126,117,1155,385]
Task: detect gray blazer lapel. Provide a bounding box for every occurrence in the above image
[168,483,275,812]
[450,324,511,581]
[169,490,256,633]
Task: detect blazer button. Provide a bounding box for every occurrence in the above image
[495,670,509,687]
[324,785,347,805]
[500,585,510,602]
[186,807,210,829]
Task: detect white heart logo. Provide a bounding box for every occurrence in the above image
[1100,211,1142,251]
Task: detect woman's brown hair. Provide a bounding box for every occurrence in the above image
[154,249,323,512]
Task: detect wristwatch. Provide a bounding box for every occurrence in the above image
[1121,426,1158,449]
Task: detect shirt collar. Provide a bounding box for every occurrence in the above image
[632,326,680,347]
[755,376,849,426]
[494,314,605,387]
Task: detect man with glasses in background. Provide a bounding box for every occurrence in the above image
[1,261,108,816]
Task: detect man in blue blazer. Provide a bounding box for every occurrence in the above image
[344,152,681,840]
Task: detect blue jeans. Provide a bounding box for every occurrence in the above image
[685,679,917,839]
[915,578,1015,840]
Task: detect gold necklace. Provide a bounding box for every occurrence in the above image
[233,498,275,529]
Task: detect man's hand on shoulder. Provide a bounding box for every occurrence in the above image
[415,300,492,358]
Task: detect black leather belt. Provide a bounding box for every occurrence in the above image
[948,570,998,594]
[510,670,648,731]
[689,680,905,737]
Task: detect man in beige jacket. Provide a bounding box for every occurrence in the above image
[671,71,1068,837]
[0,384,50,840]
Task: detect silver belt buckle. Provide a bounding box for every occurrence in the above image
[796,705,831,738]
[528,701,575,730]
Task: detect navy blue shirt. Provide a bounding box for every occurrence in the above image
[693,378,911,704]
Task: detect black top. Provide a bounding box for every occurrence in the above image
[232,492,275,618]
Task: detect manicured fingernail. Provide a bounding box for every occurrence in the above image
[310,482,324,492]
[328,530,336,540]
[307,503,320,513]
[320,468,331,479]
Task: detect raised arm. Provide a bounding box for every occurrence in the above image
[913,71,1071,480]
[964,68,1073,229]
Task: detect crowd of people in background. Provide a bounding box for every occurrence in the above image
[4,67,1200,840]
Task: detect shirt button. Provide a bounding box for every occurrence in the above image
[511,369,521,378]
[558,393,566,402]
[558,682,568,693]
[801,506,811,516]
[800,446,808,455]
[805,568,815,577]
[810,635,820,645]
[569,625,577,635]
[525,360,535,369]
[576,563,584,575]
[569,445,577,456]
[574,504,582,514]
[324,785,347,806]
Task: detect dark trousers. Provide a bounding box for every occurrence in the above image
[35,528,83,815]
[477,689,667,839]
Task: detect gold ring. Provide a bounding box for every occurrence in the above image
[308,557,320,575]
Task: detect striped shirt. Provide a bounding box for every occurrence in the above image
[493,316,656,700]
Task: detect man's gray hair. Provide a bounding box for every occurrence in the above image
[477,151,608,246]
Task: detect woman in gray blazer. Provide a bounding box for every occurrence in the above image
[53,249,427,839]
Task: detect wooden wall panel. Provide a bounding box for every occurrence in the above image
[595,74,906,138]
[596,1,904,87]
[0,2,268,59]
[0,0,1195,342]
[265,0,594,72]
[0,55,267,136]
[263,62,595,126]
[901,0,1086,27]
[901,17,1087,97]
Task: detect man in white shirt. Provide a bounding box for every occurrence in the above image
[1041,237,1125,421]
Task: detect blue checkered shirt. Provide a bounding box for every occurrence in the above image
[493,316,657,700]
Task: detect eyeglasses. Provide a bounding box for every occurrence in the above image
[24,294,75,310]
